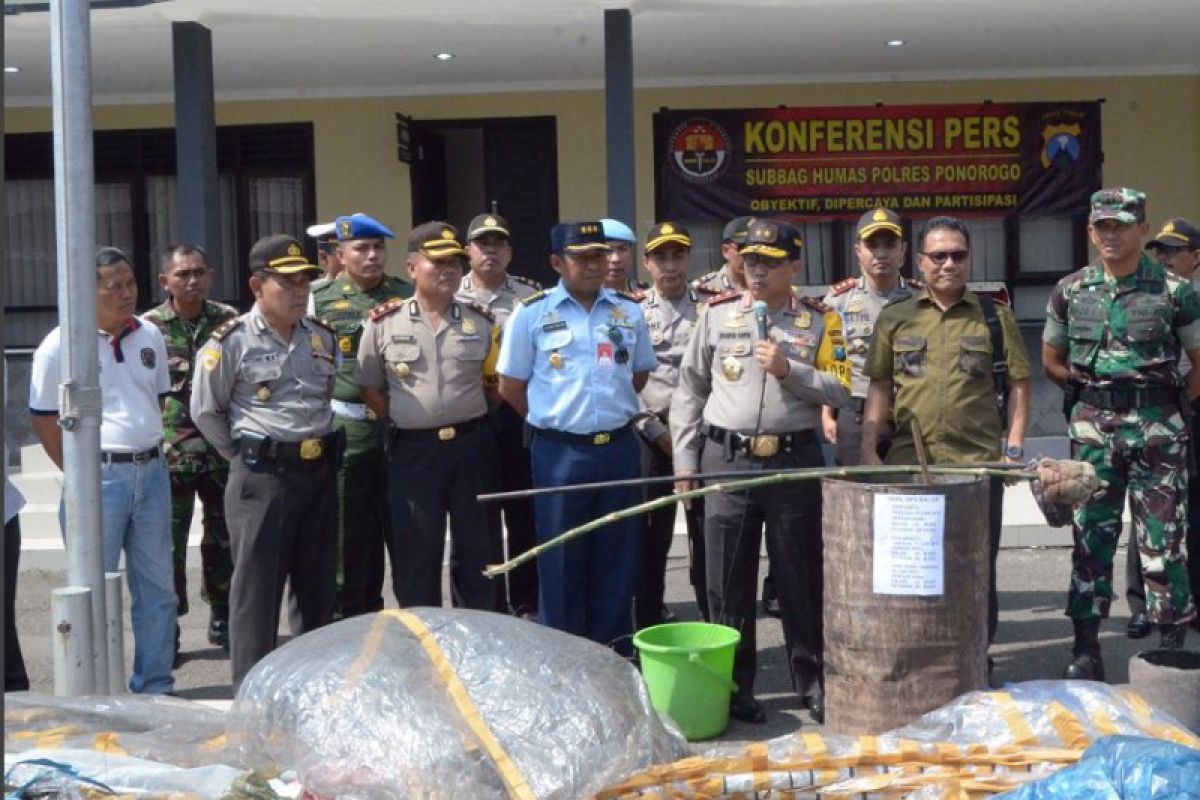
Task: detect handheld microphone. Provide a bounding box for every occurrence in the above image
[752,300,770,341]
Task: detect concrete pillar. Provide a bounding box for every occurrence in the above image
[604,9,636,227]
[172,22,222,281]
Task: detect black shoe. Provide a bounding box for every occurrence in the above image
[761,596,781,618]
[729,694,766,724]
[1159,624,1186,650]
[173,624,183,668]
[208,617,230,651]
[1062,653,1105,681]
[806,692,825,725]
[1126,611,1153,640]
[660,605,677,624]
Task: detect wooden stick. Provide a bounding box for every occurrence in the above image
[482,463,1031,578]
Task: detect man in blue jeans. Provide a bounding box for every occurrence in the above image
[498,221,656,655]
[30,247,177,694]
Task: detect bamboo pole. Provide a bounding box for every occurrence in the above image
[483,463,1030,578]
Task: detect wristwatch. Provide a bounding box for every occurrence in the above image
[1004,444,1025,460]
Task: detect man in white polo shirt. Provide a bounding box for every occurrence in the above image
[29,246,177,694]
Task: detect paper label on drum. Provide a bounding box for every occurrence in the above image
[872,493,945,596]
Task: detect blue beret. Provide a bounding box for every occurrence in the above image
[334,213,394,242]
[550,221,612,255]
[600,218,636,244]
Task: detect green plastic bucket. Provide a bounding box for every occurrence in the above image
[633,622,741,740]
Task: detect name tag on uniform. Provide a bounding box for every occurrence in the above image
[542,320,568,332]
[246,353,280,364]
[596,341,615,369]
[390,335,416,343]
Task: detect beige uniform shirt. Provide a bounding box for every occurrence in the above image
[357,297,497,428]
[634,286,701,442]
[670,291,852,472]
[190,305,338,460]
[692,264,740,296]
[456,272,541,328]
[823,276,917,399]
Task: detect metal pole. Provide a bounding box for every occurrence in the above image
[51,587,95,696]
[51,0,110,693]
[105,573,125,694]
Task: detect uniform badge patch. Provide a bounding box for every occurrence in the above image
[339,336,353,354]
[202,347,220,371]
[140,348,156,368]
[462,318,477,335]
[722,355,743,381]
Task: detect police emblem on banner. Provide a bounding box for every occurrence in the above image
[1041,122,1082,169]
[668,118,731,184]
[140,347,156,368]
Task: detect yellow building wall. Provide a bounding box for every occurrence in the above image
[8,75,1199,244]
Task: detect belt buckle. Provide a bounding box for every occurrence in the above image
[592,432,611,445]
[299,438,324,460]
[438,427,457,442]
[751,435,779,458]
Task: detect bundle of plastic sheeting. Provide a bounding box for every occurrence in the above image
[995,735,1200,799]
[596,680,1200,799]
[228,608,689,800]
[5,693,245,798]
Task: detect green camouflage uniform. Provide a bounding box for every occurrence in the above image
[143,298,238,619]
[312,273,411,618]
[1044,253,1200,626]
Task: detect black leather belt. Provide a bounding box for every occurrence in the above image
[704,424,815,458]
[391,416,487,442]
[101,447,160,465]
[237,432,338,464]
[1077,385,1180,410]
[532,423,631,446]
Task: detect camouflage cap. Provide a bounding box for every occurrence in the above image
[1088,187,1146,225]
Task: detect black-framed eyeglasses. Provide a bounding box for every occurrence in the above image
[921,250,970,265]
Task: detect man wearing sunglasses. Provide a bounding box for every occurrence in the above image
[673,219,852,725]
[1123,217,1200,639]
[861,216,1032,674]
[1044,191,1199,682]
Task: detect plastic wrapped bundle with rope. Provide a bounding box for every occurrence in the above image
[595,680,1200,799]
[227,608,688,799]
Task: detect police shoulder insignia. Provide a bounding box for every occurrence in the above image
[617,290,644,303]
[461,300,495,324]
[692,270,719,287]
[369,297,406,322]
[799,296,832,313]
[706,290,741,307]
[309,316,337,335]
[904,277,923,291]
[209,317,243,343]
[829,277,857,296]
[510,274,543,290]
[519,290,548,306]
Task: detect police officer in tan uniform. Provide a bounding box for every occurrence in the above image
[633,222,706,626]
[822,208,917,465]
[457,213,542,617]
[693,215,753,296]
[358,221,501,611]
[190,234,340,689]
[672,219,852,724]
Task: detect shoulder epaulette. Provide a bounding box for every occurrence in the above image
[519,290,548,306]
[369,297,405,322]
[209,317,243,343]
[617,290,643,303]
[829,277,857,296]
[693,284,722,296]
[706,290,741,307]
[692,270,719,287]
[461,300,495,324]
[799,296,832,313]
[308,316,336,335]
[213,301,239,318]
[904,277,923,290]
[511,274,542,290]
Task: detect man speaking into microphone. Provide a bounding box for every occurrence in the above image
[671,219,851,725]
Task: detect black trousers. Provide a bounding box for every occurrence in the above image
[487,403,538,614]
[389,423,502,611]
[226,452,337,690]
[5,515,29,692]
[637,439,706,628]
[987,476,1003,646]
[703,435,824,700]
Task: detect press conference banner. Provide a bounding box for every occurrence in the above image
[655,101,1101,221]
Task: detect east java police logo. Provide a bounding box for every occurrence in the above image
[668,118,731,183]
[1041,123,1082,169]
